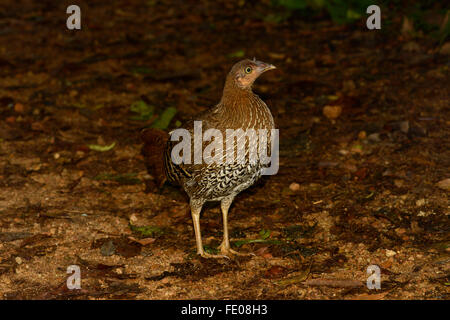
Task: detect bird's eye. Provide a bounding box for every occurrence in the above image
[245,66,252,74]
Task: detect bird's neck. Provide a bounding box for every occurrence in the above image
[220,80,254,112]
[217,79,271,129]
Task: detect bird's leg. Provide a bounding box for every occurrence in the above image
[219,197,253,256]
[218,197,233,253]
[190,203,205,256]
[190,200,229,259]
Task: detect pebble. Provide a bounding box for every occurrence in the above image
[436,178,450,191]
[415,199,426,207]
[289,182,300,191]
[14,103,26,113]
[418,210,435,217]
[323,105,342,120]
[385,249,397,257]
[394,179,404,188]
[15,257,23,265]
[399,121,409,133]
[129,214,138,223]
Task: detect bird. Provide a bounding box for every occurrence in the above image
[141,58,277,258]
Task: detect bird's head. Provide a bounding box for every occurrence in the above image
[227,58,276,90]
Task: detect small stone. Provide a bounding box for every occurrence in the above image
[415,199,426,207]
[394,179,404,188]
[289,182,300,192]
[14,103,26,113]
[399,121,409,133]
[385,249,397,257]
[418,210,435,217]
[323,105,342,120]
[31,163,42,171]
[436,178,450,191]
[15,257,23,265]
[129,214,138,223]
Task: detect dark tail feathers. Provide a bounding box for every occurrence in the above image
[141,128,169,188]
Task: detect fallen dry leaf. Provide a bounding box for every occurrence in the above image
[128,236,156,246]
[264,265,288,279]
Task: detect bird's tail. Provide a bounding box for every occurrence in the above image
[141,128,169,188]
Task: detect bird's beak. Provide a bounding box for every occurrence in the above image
[255,61,276,73]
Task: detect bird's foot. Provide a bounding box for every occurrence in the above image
[221,248,255,257]
[198,251,230,259]
[219,243,255,257]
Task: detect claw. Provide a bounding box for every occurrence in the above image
[219,247,255,257]
[199,252,230,259]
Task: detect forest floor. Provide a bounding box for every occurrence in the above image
[0,0,448,299]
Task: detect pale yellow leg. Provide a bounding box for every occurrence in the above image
[219,197,253,257]
[190,201,229,259]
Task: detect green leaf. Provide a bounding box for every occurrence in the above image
[88,142,116,152]
[346,9,361,20]
[228,50,245,58]
[130,100,154,121]
[259,229,271,240]
[203,245,219,254]
[129,223,164,238]
[151,107,177,129]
